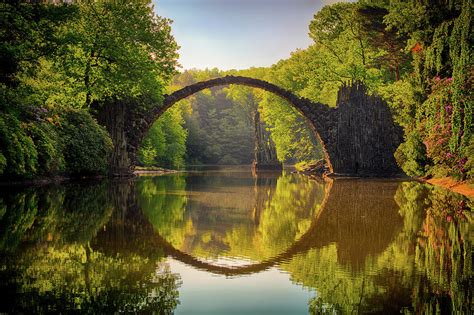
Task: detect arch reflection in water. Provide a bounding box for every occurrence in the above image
[0,169,472,314]
[132,173,472,314]
[136,170,328,267]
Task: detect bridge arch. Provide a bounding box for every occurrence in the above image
[143,75,336,172]
[108,76,402,176]
[93,178,403,276]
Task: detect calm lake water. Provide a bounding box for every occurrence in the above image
[0,167,472,314]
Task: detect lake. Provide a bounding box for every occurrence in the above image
[0,167,472,314]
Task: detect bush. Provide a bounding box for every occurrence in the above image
[395,130,428,177]
[26,121,65,175]
[0,113,38,177]
[59,110,112,176]
[0,152,6,174]
[462,137,474,180]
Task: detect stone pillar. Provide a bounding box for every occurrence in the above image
[328,83,403,176]
[252,109,283,171]
[96,100,133,176]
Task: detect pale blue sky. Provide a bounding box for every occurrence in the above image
[153,0,345,70]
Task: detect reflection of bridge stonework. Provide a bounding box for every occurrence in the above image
[100,76,403,176]
[93,179,403,277]
[152,179,402,276]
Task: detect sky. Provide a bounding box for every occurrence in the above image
[153,0,345,70]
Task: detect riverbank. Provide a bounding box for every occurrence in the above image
[133,166,178,176]
[0,167,177,186]
[295,160,474,198]
[422,177,474,198]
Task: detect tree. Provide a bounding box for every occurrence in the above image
[59,1,179,108]
[138,107,187,169]
[0,1,180,178]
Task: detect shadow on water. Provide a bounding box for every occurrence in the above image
[0,170,472,314]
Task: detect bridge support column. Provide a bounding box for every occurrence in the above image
[96,100,134,176]
[326,83,403,177]
[252,110,282,171]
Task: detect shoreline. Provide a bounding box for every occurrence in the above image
[420,177,474,198]
[296,166,474,199]
[0,168,177,187]
[133,170,178,176]
[2,168,473,199]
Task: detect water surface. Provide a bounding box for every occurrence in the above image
[0,167,472,313]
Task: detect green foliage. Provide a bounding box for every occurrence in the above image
[59,110,112,176]
[383,0,473,179]
[0,152,6,174]
[234,67,324,164]
[0,3,74,87]
[138,107,187,169]
[0,113,37,177]
[25,1,180,108]
[420,77,471,179]
[394,130,428,177]
[0,1,179,179]
[376,78,419,127]
[0,109,112,178]
[168,69,255,166]
[462,137,474,179]
[1,0,471,180]
[26,121,65,175]
[260,92,322,162]
[162,68,322,167]
[308,2,396,90]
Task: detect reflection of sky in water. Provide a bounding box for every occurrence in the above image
[170,258,313,315]
[196,256,259,267]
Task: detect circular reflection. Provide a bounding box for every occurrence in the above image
[136,170,330,275]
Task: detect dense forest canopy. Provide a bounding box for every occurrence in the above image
[0,0,472,180]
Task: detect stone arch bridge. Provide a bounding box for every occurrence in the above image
[98,75,402,176]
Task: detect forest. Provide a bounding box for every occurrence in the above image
[0,0,472,181]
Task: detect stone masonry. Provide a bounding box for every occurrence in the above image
[111,75,403,176]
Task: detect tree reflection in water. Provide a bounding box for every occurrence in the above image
[0,182,181,314]
[285,181,472,314]
[0,173,471,314]
[136,171,327,263]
